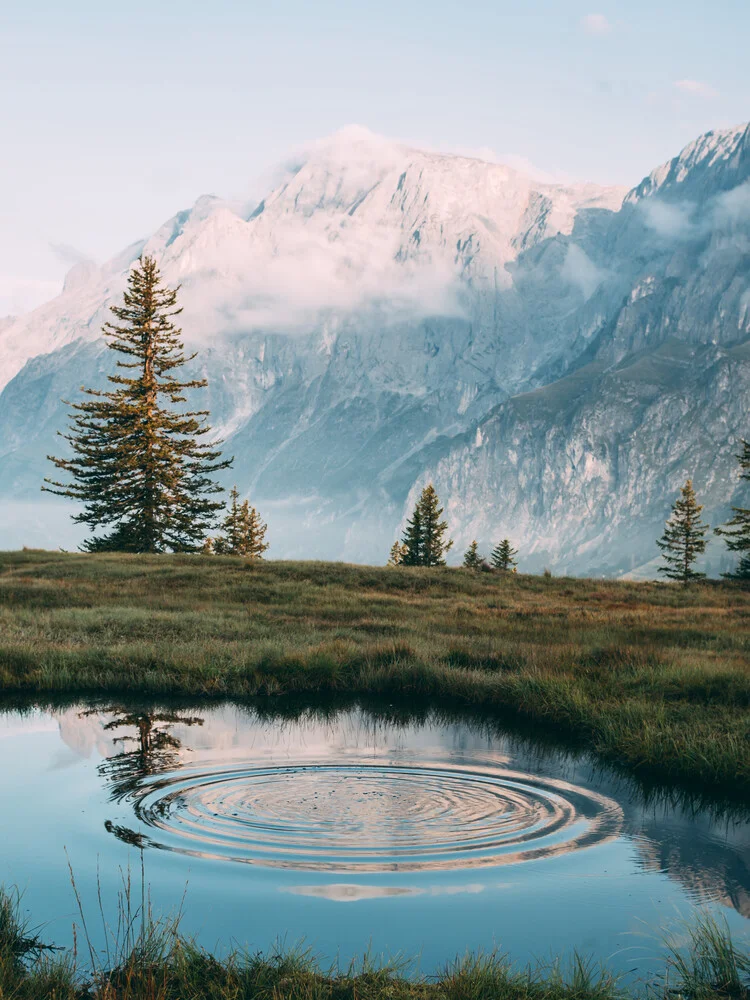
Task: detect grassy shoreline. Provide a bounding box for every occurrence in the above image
[2,888,749,1000]
[0,551,748,798]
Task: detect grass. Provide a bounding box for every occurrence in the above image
[0,551,748,798]
[0,887,748,1000]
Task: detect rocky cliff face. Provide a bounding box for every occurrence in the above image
[414,124,750,575]
[0,124,748,574]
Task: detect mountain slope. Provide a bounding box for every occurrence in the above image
[0,124,748,573]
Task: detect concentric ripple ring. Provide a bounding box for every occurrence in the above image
[121,762,623,872]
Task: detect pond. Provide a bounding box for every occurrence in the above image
[0,701,748,977]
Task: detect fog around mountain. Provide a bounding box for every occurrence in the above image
[1,123,748,575]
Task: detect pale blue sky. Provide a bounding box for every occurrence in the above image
[1,0,748,313]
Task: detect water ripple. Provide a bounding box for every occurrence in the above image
[119,762,623,872]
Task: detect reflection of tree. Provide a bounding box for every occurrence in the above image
[83,707,203,800]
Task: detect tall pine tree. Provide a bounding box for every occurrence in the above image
[657,479,710,584]
[399,485,452,566]
[418,484,453,566]
[44,256,231,551]
[715,439,750,579]
[491,538,518,571]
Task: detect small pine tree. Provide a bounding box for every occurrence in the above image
[715,440,750,579]
[491,538,518,572]
[419,484,453,567]
[217,486,246,555]
[657,479,710,584]
[463,540,483,570]
[400,504,423,566]
[387,541,407,566]
[245,504,269,560]
[43,255,231,551]
[214,486,269,558]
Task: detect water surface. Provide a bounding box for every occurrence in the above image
[0,702,748,974]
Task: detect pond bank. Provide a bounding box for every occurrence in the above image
[0,551,748,799]
[1,889,748,1000]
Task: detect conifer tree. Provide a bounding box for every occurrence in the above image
[418,484,453,567]
[44,256,231,551]
[463,540,483,570]
[213,486,269,558]
[215,486,245,555]
[387,541,407,566]
[491,538,518,572]
[657,479,710,584]
[400,504,423,566]
[715,439,750,579]
[245,504,269,560]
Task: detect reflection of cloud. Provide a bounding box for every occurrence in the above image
[288,884,416,902]
[286,882,487,902]
[0,712,58,739]
[674,79,719,99]
[580,14,612,35]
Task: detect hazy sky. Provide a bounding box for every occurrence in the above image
[1,0,748,314]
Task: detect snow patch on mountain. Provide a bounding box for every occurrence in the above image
[1,123,749,573]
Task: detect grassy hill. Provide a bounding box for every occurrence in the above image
[0,550,748,798]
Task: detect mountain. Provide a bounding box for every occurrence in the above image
[0,123,748,574]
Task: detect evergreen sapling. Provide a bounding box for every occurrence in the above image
[462,540,483,570]
[387,541,407,566]
[657,479,710,584]
[715,440,750,579]
[491,538,518,572]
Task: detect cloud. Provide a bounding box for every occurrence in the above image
[633,179,750,255]
[166,209,467,339]
[482,151,571,185]
[0,275,62,317]
[580,14,612,35]
[674,79,719,99]
[638,199,696,239]
[560,245,608,300]
[712,180,750,224]
[49,242,92,268]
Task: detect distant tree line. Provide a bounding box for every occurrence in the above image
[40,255,750,582]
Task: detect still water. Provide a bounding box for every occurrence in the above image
[0,702,748,975]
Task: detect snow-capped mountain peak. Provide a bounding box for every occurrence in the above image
[2,122,749,577]
[626,121,750,204]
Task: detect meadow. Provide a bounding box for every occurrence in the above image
[0,550,748,798]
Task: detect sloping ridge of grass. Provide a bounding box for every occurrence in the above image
[0,551,748,799]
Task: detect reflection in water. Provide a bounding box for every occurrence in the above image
[87,707,204,798]
[287,882,490,901]
[123,761,623,871]
[53,702,750,920]
[633,816,750,918]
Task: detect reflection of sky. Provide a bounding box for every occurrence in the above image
[0,705,748,977]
